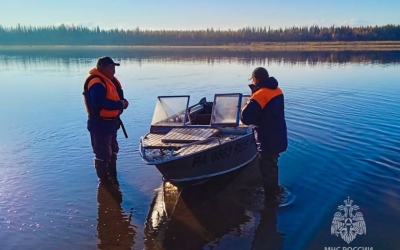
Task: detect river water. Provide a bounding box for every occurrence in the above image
[0,48,399,250]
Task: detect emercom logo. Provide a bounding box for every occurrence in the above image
[324,248,373,250]
[331,197,366,244]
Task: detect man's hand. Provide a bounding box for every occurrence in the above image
[121,100,129,109]
[248,84,259,94]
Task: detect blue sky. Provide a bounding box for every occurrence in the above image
[1,0,399,30]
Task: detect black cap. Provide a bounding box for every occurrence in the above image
[96,56,120,67]
[249,67,269,80]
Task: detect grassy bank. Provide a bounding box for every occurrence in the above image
[1,41,400,51]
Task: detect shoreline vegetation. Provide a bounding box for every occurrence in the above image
[1,24,400,50]
[1,41,400,51]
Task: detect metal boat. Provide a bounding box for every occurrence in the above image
[139,93,258,183]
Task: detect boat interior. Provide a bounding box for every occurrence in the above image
[140,93,251,160]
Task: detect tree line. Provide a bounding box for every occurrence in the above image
[0,24,399,45]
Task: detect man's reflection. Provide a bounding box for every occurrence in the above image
[251,201,284,250]
[96,185,136,250]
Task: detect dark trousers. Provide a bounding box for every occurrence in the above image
[258,152,280,193]
[90,131,119,162]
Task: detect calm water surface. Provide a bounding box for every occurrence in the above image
[0,49,399,250]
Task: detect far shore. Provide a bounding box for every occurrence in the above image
[1,41,400,51]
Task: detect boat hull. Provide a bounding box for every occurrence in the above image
[155,134,258,182]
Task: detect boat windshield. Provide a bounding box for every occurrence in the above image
[239,95,250,126]
[151,96,190,126]
[211,93,243,127]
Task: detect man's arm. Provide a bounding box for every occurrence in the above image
[89,83,124,110]
[241,99,263,125]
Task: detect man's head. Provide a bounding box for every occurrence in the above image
[96,56,120,79]
[249,67,269,85]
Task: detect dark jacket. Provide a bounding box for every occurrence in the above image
[241,77,288,154]
[84,69,124,134]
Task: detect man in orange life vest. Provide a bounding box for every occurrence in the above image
[241,67,288,195]
[83,56,129,185]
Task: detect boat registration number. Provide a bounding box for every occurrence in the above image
[192,138,252,168]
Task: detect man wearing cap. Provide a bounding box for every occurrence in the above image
[241,67,287,196]
[83,56,129,186]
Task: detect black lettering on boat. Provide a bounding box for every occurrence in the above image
[227,146,232,156]
[211,151,216,162]
[201,155,207,165]
[233,139,249,155]
[222,147,228,158]
[211,150,222,162]
[217,150,223,160]
[233,144,240,155]
[192,155,207,168]
[211,145,234,163]
[243,140,248,150]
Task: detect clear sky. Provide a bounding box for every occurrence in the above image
[1,0,399,30]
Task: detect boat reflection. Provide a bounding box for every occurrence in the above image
[96,185,136,250]
[144,158,284,250]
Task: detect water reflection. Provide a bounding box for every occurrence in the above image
[251,206,284,250]
[144,158,285,250]
[1,46,399,249]
[96,185,136,250]
[1,48,400,68]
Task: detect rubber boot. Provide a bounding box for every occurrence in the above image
[269,166,279,193]
[259,153,279,197]
[94,159,109,185]
[108,153,119,186]
[263,166,279,203]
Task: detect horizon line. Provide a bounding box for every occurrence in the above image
[1,23,399,32]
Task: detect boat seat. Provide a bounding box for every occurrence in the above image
[192,114,211,125]
[161,127,220,143]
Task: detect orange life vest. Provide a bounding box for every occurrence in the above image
[249,87,283,108]
[83,68,122,119]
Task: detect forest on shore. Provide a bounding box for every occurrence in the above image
[0,24,399,45]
